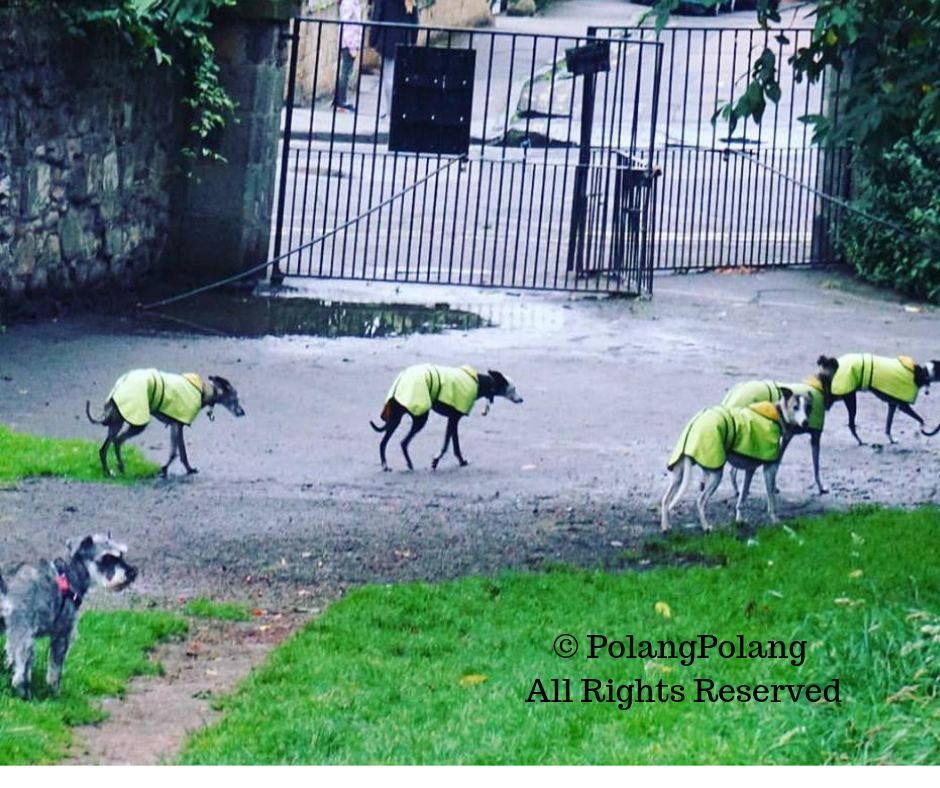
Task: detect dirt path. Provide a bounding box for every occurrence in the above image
[62,616,302,765]
[3,269,940,762]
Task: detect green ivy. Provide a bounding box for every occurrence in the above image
[839,126,940,302]
[54,0,238,163]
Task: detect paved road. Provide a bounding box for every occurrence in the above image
[2,270,938,611]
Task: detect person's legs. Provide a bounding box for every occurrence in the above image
[336,48,354,108]
[380,56,395,117]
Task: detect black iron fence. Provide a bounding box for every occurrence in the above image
[272,18,663,294]
[272,20,849,290]
[594,25,849,272]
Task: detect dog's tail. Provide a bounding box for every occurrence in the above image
[922,420,940,437]
[85,400,105,424]
[370,400,393,432]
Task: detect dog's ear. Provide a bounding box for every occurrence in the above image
[817,355,839,374]
[487,370,508,388]
[931,360,940,381]
[779,386,794,400]
[208,375,231,391]
[915,365,931,388]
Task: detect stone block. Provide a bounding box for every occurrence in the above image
[102,149,120,193]
[24,161,51,217]
[14,232,36,275]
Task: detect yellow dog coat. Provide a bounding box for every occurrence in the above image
[109,369,204,427]
[831,354,919,403]
[668,403,782,470]
[722,377,825,432]
[386,364,479,417]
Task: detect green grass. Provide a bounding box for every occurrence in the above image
[183,598,252,622]
[180,507,940,765]
[0,425,159,483]
[0,611,187,764]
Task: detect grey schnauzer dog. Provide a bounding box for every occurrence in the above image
[0,534,138,699]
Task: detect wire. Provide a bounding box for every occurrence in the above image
[724,147,940,256]
[139,154,465,311]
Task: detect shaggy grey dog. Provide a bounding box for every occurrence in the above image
[1,534,138,699]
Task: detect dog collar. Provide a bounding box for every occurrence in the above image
[52,563,82,609]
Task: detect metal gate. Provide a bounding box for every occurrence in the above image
[593,25,849,271]
[271,19,663,294]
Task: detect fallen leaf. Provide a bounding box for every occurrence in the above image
[459,674,488,687]
[654,601,672,619]
[849,569,864,579]
[886,685,920,704]
[774,726,806,748]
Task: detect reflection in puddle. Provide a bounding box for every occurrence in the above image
[137,291,488,339]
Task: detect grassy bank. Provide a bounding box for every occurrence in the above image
[0,612,187,764]
[181,507,940,764]
[0,425,159,482]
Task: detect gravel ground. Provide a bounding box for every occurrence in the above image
[2,269,939,613]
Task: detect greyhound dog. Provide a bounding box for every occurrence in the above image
[1,534,137,699]
[86,369,245,477]
[370,364,523,471]
[721,355,839,494]
[830,353,940,444]
[661,388,812,532]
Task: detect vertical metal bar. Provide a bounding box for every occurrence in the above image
[531,37,561,288]
[490,34,518,285]
[566,67,597,274]
[271,17,302,284]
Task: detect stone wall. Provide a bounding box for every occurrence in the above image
[0,7,184,314]
[292,0,493,106]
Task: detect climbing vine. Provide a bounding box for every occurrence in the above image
[54,0,238,162]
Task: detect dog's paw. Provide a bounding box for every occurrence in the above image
[159,467,169,478]
[458,459,469,467]
[186,467,199,475]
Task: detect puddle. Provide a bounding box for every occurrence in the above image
[135,290,488,339]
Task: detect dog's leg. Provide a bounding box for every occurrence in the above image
[734,467,755,523]
[47,629,72,695]
[400,413,428,471]
[660,463,686,532]
[431,420,453,471]
[113,424,146,475]
[844,394,864,445]
[99,422,123,477]
[696,469,722,532]
[884,401,899,444]
[177,426,198,475]
[810,431,827,494]
[379,411,404,471]
[894,402,925,439]
[11,636,34,699]
[450,417,469,467]
[161,425,182,477]
[729,467,740,496]
[763,463,781,524]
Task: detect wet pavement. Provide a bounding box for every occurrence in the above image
[1,269,938,611]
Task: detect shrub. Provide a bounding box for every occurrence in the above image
[839,127,940,302]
